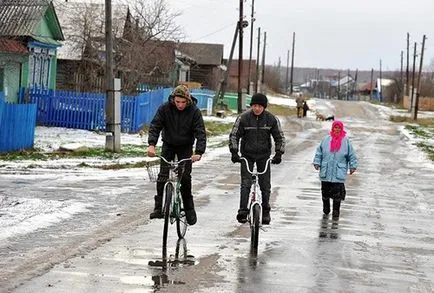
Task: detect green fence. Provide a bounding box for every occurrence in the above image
[223,93,252,111]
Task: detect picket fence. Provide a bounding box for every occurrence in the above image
[0,97,37,153]
[0,87,215,153]
[28,88,214,134]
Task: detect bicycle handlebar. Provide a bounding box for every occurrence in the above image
[240,157,272,175]
[156,155,192,166]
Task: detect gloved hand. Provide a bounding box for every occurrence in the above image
[231,152,241,163]
[271,154,282,164]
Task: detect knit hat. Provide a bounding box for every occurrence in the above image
[172,85,191,102]
[250,93,268,108]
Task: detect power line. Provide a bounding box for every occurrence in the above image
[193,23,234,41]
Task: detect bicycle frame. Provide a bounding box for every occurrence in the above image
[241,157,271,225]
[157,155,191,235]
[158,156,190,212]
[240,157,272,253]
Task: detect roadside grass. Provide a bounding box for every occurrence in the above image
[402,122,434,161]
[390,115,434,126]
[267,104,297,116]
[0,120,234,168]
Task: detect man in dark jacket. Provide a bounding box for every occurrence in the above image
[229,93,285,224]
[147,85,206,225]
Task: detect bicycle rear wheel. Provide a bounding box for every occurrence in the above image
[250,204,261,253]
[162,182,173,257]
[176,194,188,238]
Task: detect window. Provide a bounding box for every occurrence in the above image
[28,47,51,89]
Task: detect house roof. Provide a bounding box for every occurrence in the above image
[177,42,223,65]
[0,37,28,54]
[0,0,64,41]
[377,78,394,87]
[226,59,256,77]
[330,75,354,87]
[53,0,129,60]
[358,82,375,91]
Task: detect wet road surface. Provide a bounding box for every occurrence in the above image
[1,100,433,293]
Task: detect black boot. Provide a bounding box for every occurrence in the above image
[262,205,271,225]
[150,195,163,219]
[183,195,197,225]
[322,198,330,215]
[237,208,249,223]
[332,199,341,219]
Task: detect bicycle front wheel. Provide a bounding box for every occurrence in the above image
[162,182,173,255]
[176,194,188,238]
[250,204,261,253]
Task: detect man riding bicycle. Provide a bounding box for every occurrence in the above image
[229,93,286,224]
[147,85,206,226]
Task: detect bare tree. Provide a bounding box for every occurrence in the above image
[263,65,282,93]
[117,0,185,92]
[55,0,184,92]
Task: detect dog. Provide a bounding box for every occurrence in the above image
[325,115,335,121]
[315,111,326,121]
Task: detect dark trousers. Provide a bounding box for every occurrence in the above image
[297,107,303,118]
[156,143,194,210]
[240,158,271,211]
[321,181,345,217]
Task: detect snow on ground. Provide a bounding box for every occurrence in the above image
[1,96,432,248]
[28,94,432,166]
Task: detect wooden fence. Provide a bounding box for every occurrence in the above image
[0,87,217,153]
[0,98,37,153]
[27,88,214,133]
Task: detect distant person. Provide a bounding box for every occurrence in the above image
[312,120,357,219]
[147,85,206,226]
[295,93,304,118]
[302,100,309,117]
[229,93,286,225]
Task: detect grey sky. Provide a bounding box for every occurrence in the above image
[168,0,434,71]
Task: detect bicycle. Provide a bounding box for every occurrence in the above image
[239,157,272,254]
[147,155,192,258]
[149,238,194,288]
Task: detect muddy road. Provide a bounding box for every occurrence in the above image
[1,100,433,293]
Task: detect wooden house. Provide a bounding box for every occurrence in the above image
[177,42,224,90]
[0,0,64,102]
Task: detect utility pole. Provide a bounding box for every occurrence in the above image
[406,33,410,96]
[261,31,266,88]
[215,24,239,108]
[346,68,350,100]
[237,0,244,114]
[400,50,404,103]
[410,42,417,112]
[289,32,295,95]
[413,35,426,120]
[370,68,374,100]
[277,57,281,91]
[337,71,340,99]
[255,27,260,94]
[353,68,358,100]
[105,0,120,152]
[247,0,255,95]
[285,49,290,94]
[379,59,382,102]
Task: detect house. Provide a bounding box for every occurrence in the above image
[225,59,257,92]
[54,0,196,93]
[53,0,131,92]
[330,75,355,99]
[376,78,397,103]
[177,42,224,90]
[0,0,64,103]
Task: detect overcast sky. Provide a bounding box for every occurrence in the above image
[167,0,434,71]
